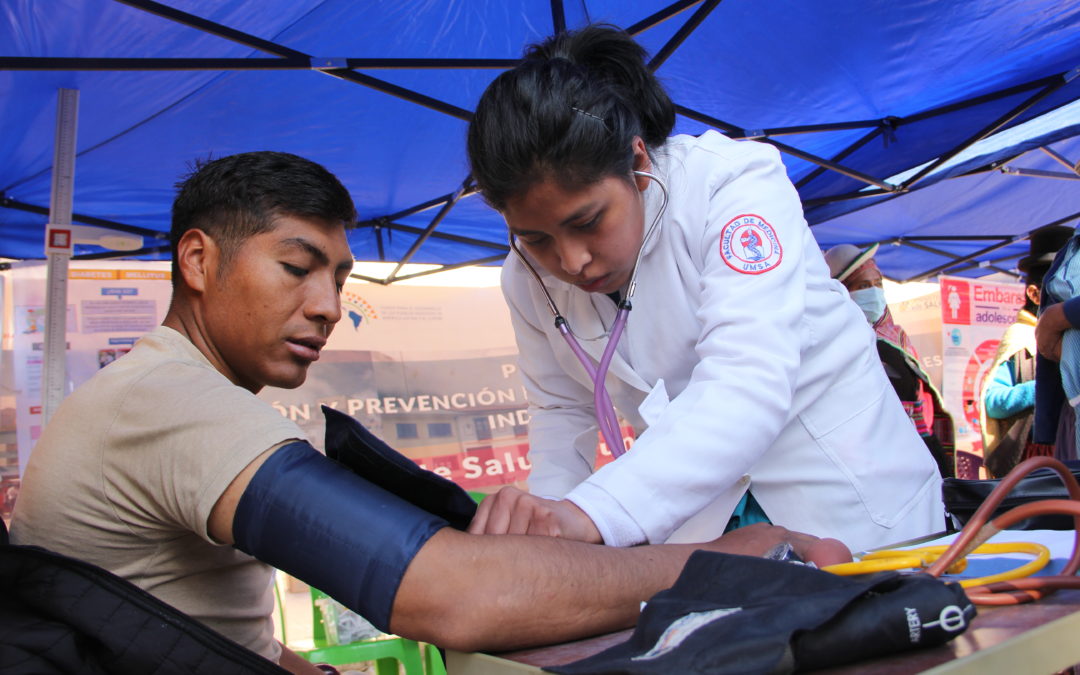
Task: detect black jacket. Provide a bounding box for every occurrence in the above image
[0,520,286,675]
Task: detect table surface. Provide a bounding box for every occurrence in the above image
[448,588,1080,674]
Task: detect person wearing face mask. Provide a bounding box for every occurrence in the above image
[824,243,955,478]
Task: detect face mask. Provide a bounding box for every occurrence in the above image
[850,286,887,324]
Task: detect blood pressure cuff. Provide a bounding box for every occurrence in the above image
[322,405,478,530]
[232,441,448,633]
[548,551,974,675]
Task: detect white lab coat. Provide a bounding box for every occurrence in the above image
[502,131,943,553]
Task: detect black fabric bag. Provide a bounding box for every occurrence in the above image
[547,551,973,675]
[942,461,1080,530]
[0,520,287,675]
[322,405,478,530]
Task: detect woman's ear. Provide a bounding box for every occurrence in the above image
[631,136,652,192]
[1027,283,1041,307]
[175,229,216,294]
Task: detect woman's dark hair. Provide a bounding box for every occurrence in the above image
[1025,263,1050,314]
[467,24,675,211]
[170,151,355,285]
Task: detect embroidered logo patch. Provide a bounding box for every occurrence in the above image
[719,214,783,274]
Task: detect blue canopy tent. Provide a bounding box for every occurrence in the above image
[2,0,1080,282]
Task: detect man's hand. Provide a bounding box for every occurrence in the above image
[467,486,603,543]
[1036,301,1070,362]
[699,522,852,568]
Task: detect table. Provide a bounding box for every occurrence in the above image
[446,589,1080,674]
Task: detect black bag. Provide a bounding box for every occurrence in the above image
[546,551,974,675]
[942,461,1080,530]
[322,405,478,530]
[0,518,287,674]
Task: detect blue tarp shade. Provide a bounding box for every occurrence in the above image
[2,0,1079,282]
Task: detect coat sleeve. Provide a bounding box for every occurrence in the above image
[983,360,1034,418]
[500,258,601,498]
[566,141,813,544]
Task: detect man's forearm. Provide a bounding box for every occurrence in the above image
[388,523,826,652]
[389,528,684,651]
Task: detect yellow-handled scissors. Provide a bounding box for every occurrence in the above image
[821,542,1051,588]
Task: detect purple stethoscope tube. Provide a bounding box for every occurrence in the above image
[509,170,668,460]
[556,310,629,457]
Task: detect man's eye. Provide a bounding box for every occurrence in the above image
[521,235,548,247]
[283,263,308,277]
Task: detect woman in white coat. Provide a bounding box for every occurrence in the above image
[465,25,942,553]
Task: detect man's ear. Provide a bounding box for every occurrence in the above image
[175,229,217,294]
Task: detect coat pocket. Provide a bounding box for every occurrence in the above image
[800,373,935,529]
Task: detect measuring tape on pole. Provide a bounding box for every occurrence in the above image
[41,88,79,426]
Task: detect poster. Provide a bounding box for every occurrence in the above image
[888,286,944,392]
[2,263,619,509]
[8,262,172,492]
[258,282,620,492]
[938,275,1025,478]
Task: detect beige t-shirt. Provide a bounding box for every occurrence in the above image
[11,326,304,662]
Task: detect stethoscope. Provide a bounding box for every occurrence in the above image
[508,170,669,459]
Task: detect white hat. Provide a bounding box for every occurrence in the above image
[823,243,880,282]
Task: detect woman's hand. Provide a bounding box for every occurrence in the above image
[698,522,852,567]
[467,486,603,543]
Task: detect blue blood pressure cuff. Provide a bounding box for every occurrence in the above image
[234,407,477,632]
[321,405,478,530]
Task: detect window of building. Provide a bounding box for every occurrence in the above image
[427,422,453,438]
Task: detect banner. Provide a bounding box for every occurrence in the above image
[260,282,620,491]
[888,288,944,393]
[5,261,172,518]
[938,275,1025,478]
[2,264,621,511]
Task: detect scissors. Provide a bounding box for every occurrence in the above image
[821,541,1051,588]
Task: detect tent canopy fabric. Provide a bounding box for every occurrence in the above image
[2,0,1080,282]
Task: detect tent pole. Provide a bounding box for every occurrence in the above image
[900,78,1072,190]
[42,88,79,426]
[550,0,566,34]
[999,166,1080,181]
[904,236,1024,282]
[385,178,473,282]
[647,0,722,71]
[1038,146,1079,174]
[627,0,702,35]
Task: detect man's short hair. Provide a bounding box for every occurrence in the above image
[170,151,356,284]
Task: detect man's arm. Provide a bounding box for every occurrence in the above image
[392,522,842,652]
[211,447,847,653]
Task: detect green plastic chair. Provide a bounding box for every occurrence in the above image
[298,587,424,675]
[422,642,447,675]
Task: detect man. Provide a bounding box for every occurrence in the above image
[11,152,842,673]
[979,225,1073,475]
[824,243,956,478]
